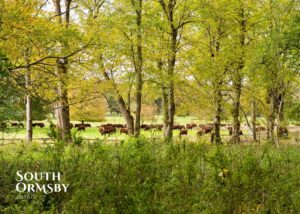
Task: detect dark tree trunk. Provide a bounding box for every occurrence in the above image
[162,87,169,133]
[134,0,143,137]
[232,5,246,144]
[267,91,275,142]
[232,73,242,143]
[213,84,222,144]
[164,26,177,140]
[251,100,257,141]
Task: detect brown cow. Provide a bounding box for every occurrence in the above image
[186,123,197,129]
[120,127,129,134]
[77,125,86,131]
[141,124,151,130]
[256,126,266,131]
[201,125,214,134]
[11,122,24,128]
[99,126,117,135]
[32,122,45,128]
[278,127,288,136]
[197,129,204,137]
[75,123,91,128]
[179,129,188,136]
[173,124,185,130]
[155,124,163,131]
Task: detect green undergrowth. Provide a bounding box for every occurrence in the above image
[0,139,300,213]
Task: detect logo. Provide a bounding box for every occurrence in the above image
[16,171,69,195]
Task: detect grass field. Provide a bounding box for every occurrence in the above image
[1,116,300,145]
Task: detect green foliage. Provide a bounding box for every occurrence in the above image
[0,51,23,122]
[1,140,300,213]
[286,102,300,121]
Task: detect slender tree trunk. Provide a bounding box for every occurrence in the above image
[164,28,177,139]
[101,63,135,135]
[161,87,169,133]
[267,92,275,142]
[134,0,143,137]
[232,73,242,143]
[251,100,257,141]
[118,95,134,135]
[232,5,246,144]
[213,84,222,144]
[25,67,32,142]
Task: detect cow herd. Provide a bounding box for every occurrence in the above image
[2,121,273,138]
[95,123,268,137]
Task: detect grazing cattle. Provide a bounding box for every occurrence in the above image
[278,127,288,136]
[120,127,129,134]
[173,124,185,130]
[155,124,163,130]
[75,124,81,128]
[99,126,117,136]
[227,127,243,135]
[77,125,86,131]
[201,125,214,134]
[141,124,151,130]
[256,126,266,131]
[11,122,24,128]
[197,129,204,137]
[179,129,188,136]
[113,124,125,128]
[186,123,197,129]
[32,122,45,128]
[75,123,91,128]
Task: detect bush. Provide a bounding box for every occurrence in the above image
[0,140,300,213]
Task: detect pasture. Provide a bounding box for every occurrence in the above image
[1,116,300,146]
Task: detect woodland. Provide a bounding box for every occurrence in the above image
[0,0,300,213]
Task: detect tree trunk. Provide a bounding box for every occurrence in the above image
[267,92,275,142]
[134,0,143,137]
[162,86,169,133]
[56,58,71,142]
[118,95,134,135]
[52,0,72,142]
[165,81,175,139]
[101,66,135,135]
[232,5,246,144]
[164,27,177,140]
[213,84,222,144]
[232,73,242,144]
[251,100,257,141]
[25,67,32,142]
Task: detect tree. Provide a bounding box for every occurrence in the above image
[157,0,195,139]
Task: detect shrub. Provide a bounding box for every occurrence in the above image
[0,140,300,213]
